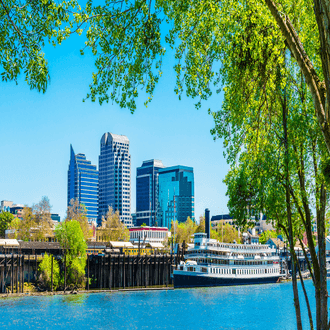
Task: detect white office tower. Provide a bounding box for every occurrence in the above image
[98,132,133,227]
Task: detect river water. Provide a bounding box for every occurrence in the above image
[0,280,318,329]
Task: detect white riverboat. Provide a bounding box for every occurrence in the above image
[173,232,281,288]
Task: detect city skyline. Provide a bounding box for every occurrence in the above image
[1,33,229,222]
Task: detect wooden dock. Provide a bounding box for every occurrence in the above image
[87,253,179,289]
[0,252,182,294]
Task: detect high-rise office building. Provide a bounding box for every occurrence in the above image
[67,145,98,222]
[136,159,165,227]
[98,132,132,227]
[158,165,195,229]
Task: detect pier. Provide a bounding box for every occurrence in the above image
[87,253,178,289]
[0,250,184,294]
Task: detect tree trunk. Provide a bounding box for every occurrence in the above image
[295,249,314,330]
[282,87,303,330]
[316,185,328,330]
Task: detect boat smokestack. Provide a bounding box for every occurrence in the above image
[205,208,210,239]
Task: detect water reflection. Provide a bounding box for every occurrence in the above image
[61,293,87,306]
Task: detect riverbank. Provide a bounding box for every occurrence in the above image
[0,285,174,299]
[0,277,309,299]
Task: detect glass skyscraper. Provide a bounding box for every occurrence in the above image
[136,159,165,227]
[67,145,98,222]
[158,166,195,229]
[98,132,132,227]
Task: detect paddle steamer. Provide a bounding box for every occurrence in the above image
[173,211,281,288]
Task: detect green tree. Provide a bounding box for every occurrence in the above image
[67,198,92,241]
[7,216,21,240]
[4,1,330,159]
[13,206,35,241]
[54,1,329,159]
[0,212,14,238]
[171,217,197,244]
[221,56,326,329]
[182,216,197,243]
[8,197,54,241]
[100,206,129,242]
[259,230,278,245]
[0,0,81,92]
[32,196,53,241]
[38,253,60,291]
[215,221,240,244]
[195,215,205,233]
[55,220,87,289]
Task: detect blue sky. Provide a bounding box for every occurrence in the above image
[0,32,229,222]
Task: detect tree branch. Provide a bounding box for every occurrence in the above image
[263,0,330,154]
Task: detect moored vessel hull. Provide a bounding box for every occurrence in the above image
[173,273,280,288]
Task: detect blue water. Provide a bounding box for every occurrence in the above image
[0,281,319,329]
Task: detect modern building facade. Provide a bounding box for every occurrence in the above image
[67,145,98,222]
[158,166,195,229]
[136,159,165,227]
[131,213,137,226]
[98,132,132,227]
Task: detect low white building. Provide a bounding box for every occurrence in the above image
[129,226,169,245]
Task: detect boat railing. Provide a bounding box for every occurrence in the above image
[195,262,281,268]
[190,247,277,254]
[186,253,279,261]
